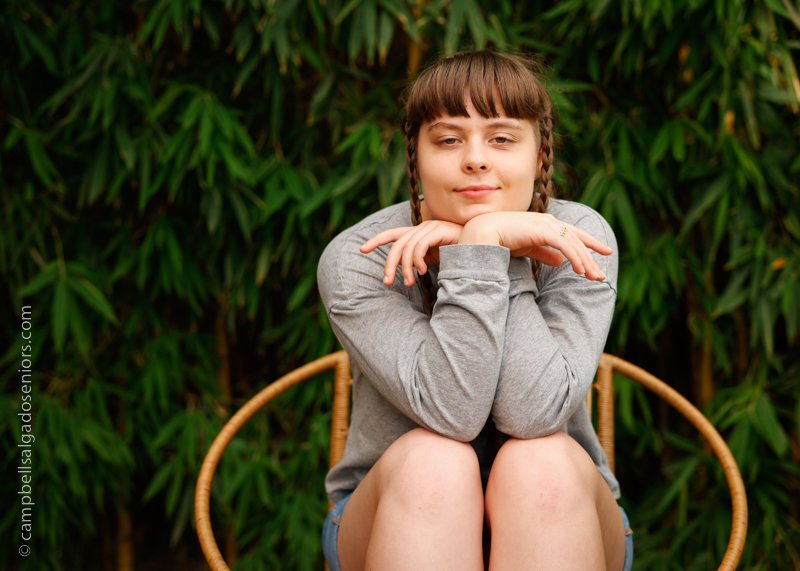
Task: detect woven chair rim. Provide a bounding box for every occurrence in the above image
[194,351,747,571]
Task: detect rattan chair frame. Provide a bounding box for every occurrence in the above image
[195,351,747,571]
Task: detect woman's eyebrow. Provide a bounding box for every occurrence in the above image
[426,119,524,132]
[487,120,525,130]
[426,121,465,132]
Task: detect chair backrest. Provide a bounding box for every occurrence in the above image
[195,351,747,571]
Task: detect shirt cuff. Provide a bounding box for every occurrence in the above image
[508,256,538,296]
[437,244,511,282]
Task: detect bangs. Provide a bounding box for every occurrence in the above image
[404,51,547,132]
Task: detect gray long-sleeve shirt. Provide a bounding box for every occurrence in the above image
[317,199,620,504]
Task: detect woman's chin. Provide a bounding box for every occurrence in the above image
[424,201,518,225]
[457,205,502,224]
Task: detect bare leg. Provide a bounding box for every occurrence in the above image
[485,432,626,571]
[337,428,485,571]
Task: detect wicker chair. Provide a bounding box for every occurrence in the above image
[195,351,748,570]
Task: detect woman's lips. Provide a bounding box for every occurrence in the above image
[455,185,498,199]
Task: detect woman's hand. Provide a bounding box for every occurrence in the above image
[459,212,612,281]
[360,220,464,286]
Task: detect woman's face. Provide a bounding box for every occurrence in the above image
[416,99,541,226]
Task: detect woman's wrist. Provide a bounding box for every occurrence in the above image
[458,217,502,245]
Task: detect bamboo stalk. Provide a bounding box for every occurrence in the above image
[407,1,426,76]
[225,528,239,567]
[698,331,714,409]
[408,42,422,77]
[116,509,134,571]
[215,304,232,408]
[214,300,238,565]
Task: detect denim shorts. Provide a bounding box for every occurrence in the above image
[322,492,634,571]
[620,504,634,571]
[321,492,354,571]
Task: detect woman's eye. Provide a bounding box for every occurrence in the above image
[493,136,511,144]
[440,137,459,145]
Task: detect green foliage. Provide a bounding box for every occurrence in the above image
[1,0,798,569]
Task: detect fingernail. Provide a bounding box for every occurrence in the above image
[384,276,391,285]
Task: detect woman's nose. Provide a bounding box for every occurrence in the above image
[464,161,489,172]
[462,147,490,173]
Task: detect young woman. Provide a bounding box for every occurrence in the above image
[317,50,633,570]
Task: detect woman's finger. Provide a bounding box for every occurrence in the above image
[400,224,438,286]
[363,222,464,287]
[403,223,461,286]
[517,245,564,267]
[361,225,425,286]
[568,225,613,256]
[360,227,413,253]
[552,232,587,276]
[568,229,607,280]
[548,222,608,280]
[382,230,417,285]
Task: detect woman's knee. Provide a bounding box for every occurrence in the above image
[486,432,597,514]
[378,428,483,514]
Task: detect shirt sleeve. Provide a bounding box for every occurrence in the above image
[318,229,515,442]
[489,207,619,438]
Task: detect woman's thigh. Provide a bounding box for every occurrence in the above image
[334,427,483,571]
[485,432,626,570]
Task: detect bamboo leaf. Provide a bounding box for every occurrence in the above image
[4,123,24,151]
[757,297,775,358]
[348,4,364,61]
[464,0,487,48]
[228,189,252,242]
[609,180,641,252]
[673,69,716,111]
[114,125,136,169]
[143,461,176,502]
[649,123,672,166]
[52,278,72,353]
[255,246,271,287]
[68,277,119,324]
[232,53,260,98]
[18,19,58,72]
[781,278,798,340]
[444,0,465,55]
[287,271,315,311]
[19,263,59,297]
[24,131,59,187]
[654,457,700,514]
[670,122,686,161]
[69,304,91,359]
[198,110,214,160]
[207,189,222,234]
[362,2,377,64]
[377,11,394,64]
[334,0,361,25]
[712,269,748,318]
[751,392,789,457]
[152,83,188,120]
[679,174,729,238]
[307,73,335,125]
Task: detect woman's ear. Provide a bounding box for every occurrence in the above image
[535,148,544,178]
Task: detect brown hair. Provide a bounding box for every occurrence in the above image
[402,50,556,315]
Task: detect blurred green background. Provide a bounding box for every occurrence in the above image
[2,0,798,569]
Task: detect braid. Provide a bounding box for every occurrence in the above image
[405,121,424,226]
[404,121,437,316]
[529,110,556,280]
[537,111,555,208]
